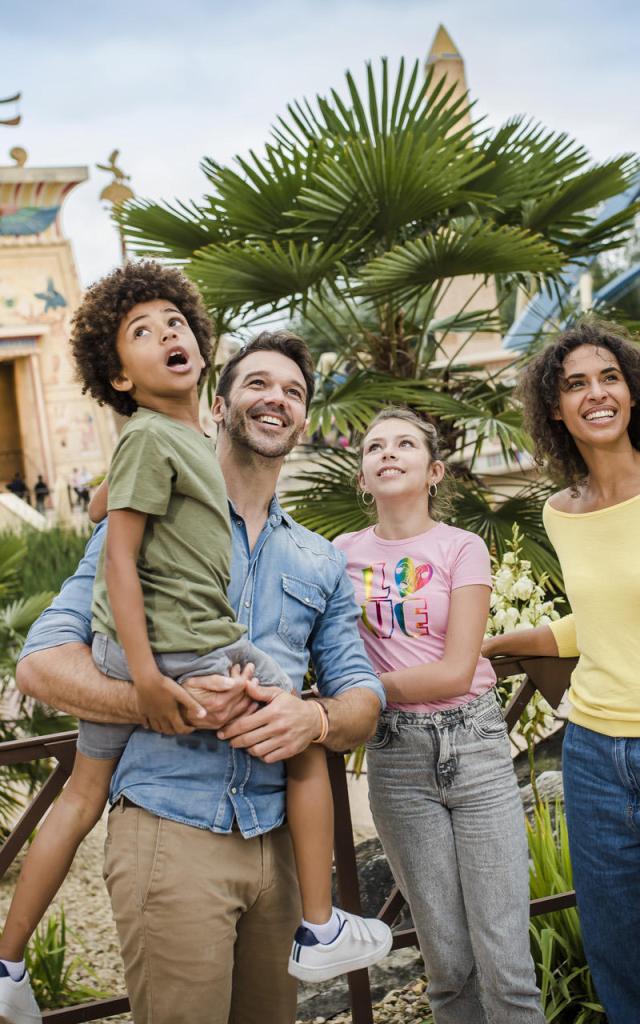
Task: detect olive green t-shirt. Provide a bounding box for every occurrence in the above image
[92,407,244,654]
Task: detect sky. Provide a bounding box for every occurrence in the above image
[2,0,638,285]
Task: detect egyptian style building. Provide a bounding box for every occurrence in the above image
[0,152,118,524]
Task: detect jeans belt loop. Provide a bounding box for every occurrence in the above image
[390,711,400,735]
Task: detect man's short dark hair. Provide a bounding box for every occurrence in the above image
[70,260,212,417]
[215,331,315,412]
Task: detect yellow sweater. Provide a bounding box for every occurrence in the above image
[544,495,640,737]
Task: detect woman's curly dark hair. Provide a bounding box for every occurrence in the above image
[518,316,640,491]
[70,261,212,416]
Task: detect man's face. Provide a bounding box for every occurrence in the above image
[213,350,309,458]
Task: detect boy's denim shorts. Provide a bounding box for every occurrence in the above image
[78,632,293,760]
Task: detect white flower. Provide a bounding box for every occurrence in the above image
[495,569,514,598]
[502,552,516,565]
[504,607,519,631]
[493,609,508,630]
[512,577,534,601]
[520,560,531,570]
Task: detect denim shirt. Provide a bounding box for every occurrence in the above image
[20,498,384,837]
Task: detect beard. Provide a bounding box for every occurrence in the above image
[223,404,304,459]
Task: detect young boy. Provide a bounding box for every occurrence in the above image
[0,262,390,1024]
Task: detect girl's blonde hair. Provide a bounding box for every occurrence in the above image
[358,407,447,516]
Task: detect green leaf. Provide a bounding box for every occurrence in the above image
[358,220,563,302]
[118,198,222,260]
[189,238,353,312]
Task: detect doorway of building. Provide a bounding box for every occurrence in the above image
[0,361,23,487]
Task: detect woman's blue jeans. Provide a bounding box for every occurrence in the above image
[563,722,640,1024]
[367,689,544,1024]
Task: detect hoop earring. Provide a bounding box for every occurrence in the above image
[428,483,438,498]
[361,491,375,506]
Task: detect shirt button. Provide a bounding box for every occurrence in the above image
[434,713,442,723]
[269,515,278,525]
[230,787,237,795]
[304,597,310,604]
[244,601,251,609]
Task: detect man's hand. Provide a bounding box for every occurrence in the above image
[218,678,319,762]
[182,663,258,730]
[135,672,206,735]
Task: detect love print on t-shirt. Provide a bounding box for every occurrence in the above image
[361,556,433,639]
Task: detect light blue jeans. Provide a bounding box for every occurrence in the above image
[563,722,640,1024]
[367,688,544,1024]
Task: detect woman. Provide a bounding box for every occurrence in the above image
[334,408,544,1024]
[483,318,640,1024]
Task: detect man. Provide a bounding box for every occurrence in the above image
[6,472,29,503]
[33,476,49,516]
[16,331,385,1024]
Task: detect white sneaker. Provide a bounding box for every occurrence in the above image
[288,909,393,983]
[0,966,41,1024]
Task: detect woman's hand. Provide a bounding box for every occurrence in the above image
[482,625,560,659]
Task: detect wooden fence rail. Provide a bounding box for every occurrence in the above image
[0,656,577,1024]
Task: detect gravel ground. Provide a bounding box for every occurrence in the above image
[296,977,433,1023]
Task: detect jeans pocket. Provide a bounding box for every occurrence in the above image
[366,721,392,750]
[470,705,508,740]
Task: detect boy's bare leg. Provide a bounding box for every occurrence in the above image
[0,751,116,961]
[286,744,333,925]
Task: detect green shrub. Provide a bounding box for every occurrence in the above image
[3,525,91,597]
[528,800,605,1022]
[24,908,109,1009]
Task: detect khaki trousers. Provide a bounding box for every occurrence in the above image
[103,803,301,1024]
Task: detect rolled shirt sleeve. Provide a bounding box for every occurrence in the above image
[19,521,106,660]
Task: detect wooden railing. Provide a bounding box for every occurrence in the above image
[0,656,576,1024]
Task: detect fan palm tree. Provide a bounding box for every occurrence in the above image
[118,59,639,582]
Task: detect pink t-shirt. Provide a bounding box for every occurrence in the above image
[334,522,496,712]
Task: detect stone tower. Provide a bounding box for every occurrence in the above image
[0,153,117,520]
[425,26,505,368]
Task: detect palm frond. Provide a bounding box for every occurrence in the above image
[358,220,563,302]
[0,534,26,599]
[189,238,352,312]
[524,158,639,240]
[118,198,221,260]
[451,481,561,587]
[308,372,445,436]
[282,447,366,539]
[201,143,324,240]
[0,593,55,636]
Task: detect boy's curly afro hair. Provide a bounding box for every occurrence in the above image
[518,316,640,491]
[70,260,212,416]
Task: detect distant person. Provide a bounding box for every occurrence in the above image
[76,467,91,511]
[69,467,82,507]
[33,476,49,516]
[6,472,29,504]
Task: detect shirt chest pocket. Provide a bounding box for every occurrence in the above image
[277,574,327,651]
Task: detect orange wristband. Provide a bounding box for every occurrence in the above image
[311,701,329,744]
